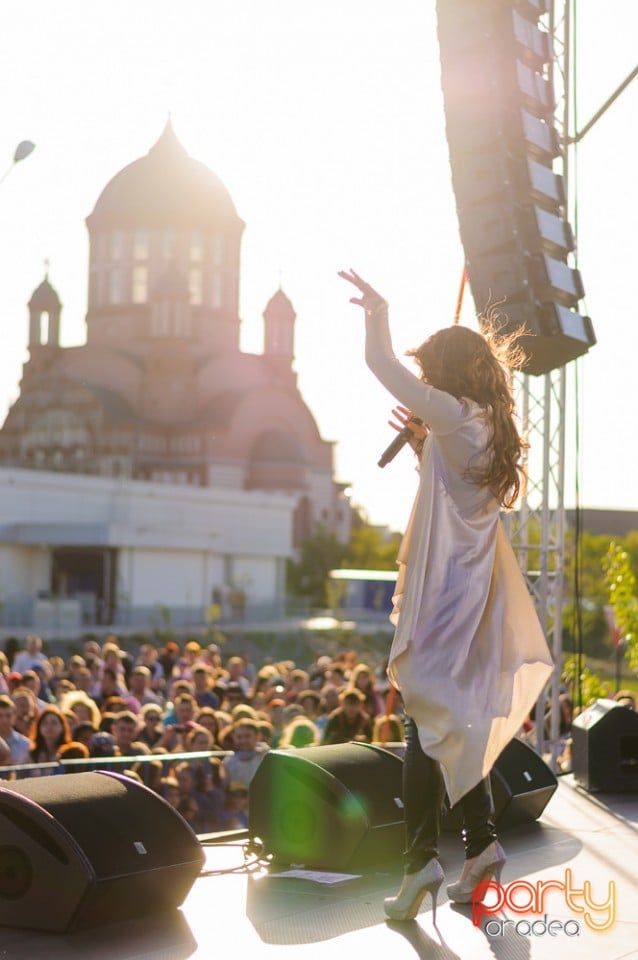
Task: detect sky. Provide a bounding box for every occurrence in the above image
[1,1,636,534]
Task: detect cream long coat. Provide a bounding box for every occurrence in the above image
[365,307,554,807]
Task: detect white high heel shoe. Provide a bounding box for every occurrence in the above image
[446,841,506,903]
[384,858,445,922]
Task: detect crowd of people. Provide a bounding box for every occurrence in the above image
[0,632,405,834]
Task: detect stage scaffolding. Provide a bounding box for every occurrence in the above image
[507,1,635,768]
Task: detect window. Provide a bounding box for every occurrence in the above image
[151,303,171,336]
[132,265,148,304]
[39,311,50,345]
[190,231,204,262]
[211,272,222,308]
[110,230,124,261]
[212,233,224,266]
[189,267,203,306]
[133,229,149,260]
[162,230,176,259]
[109,268,122,305]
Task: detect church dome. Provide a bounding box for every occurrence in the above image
[87,120,241,229]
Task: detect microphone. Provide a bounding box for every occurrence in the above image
[378,417,423,468]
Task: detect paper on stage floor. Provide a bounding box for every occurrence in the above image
[267,869,362,884]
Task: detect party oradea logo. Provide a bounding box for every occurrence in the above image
[472,868,616,938]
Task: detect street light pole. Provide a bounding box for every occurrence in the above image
[0,140,36,185]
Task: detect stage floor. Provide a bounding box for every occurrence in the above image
[3,774,637,960]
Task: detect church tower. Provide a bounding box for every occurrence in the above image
[263,287,296,375]
[28,274,61,349]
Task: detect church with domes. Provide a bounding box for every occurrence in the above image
[0,123,348,629]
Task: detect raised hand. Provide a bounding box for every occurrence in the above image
[389,404,428,456]
[338,269,386,314]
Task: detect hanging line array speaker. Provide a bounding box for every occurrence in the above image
[0,770,205,932]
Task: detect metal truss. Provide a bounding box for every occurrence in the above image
[507,367,567,769]
[507,0,572,769]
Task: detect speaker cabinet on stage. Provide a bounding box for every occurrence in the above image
[442,737,558,832]
[249,742,404,870]
[571,698,638,793]
[0,770,205,932]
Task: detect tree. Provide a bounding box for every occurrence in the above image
[286,524,346,608]
[562,529,613,658]
[342,522,402,571]
[603,542,638,674]
[562,654,611,707]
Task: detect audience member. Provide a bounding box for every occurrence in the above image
[195,707,223,746]
[157,641,180,683]
[11,687,38,736]
[58,741,90,766]
[279,715,320,748]
[222,781,249,829]
[0,652,9,696]
[0,695,31,764]
[112,711,146,757]
[321,689,373,745]
[128,666,162,707]
[12,635,49,675]
[264,698,286,748]
[135,644,165,691]
[284,668,310,704]
[60,690,102,730]
[28,706,72,767]
[221,719,267,803]
[347,662,384,717]
[20,670,49,710]
[137,703,165,749]
[173,759,225,832]
[0,735,12,771]
[219,680,246,713]
[297,689,322,724]
[614,689,636,710]
[89,731,120,759]
[91,667,127,708]
[72,721,98,751]
[191,665,220,710]
[372,712,405,745]
[225,656,251,695]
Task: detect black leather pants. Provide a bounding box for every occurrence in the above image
[402,715,497,873]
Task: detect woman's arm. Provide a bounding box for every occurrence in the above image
[339,269,466,433]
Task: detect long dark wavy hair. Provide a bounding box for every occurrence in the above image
[407,319,526,508]
[29,706,72,761]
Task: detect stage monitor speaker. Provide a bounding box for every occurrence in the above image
[249,742,404,870]
[571,698,638,793]
[443,737,558,831]
[0,770,205,932]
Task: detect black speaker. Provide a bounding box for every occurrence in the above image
[0,770,205,932]
[443,737,558,831]
[249,742,404,870]
[571,698,638,793]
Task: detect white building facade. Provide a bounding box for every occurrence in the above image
[0,467,295,634]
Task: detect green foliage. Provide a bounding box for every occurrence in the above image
[342,522,401,571]
[603,542,638,673]
[286,516,402,610]
[562,654,611,706]
[562,530,625,659]
[286,524,346,607]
